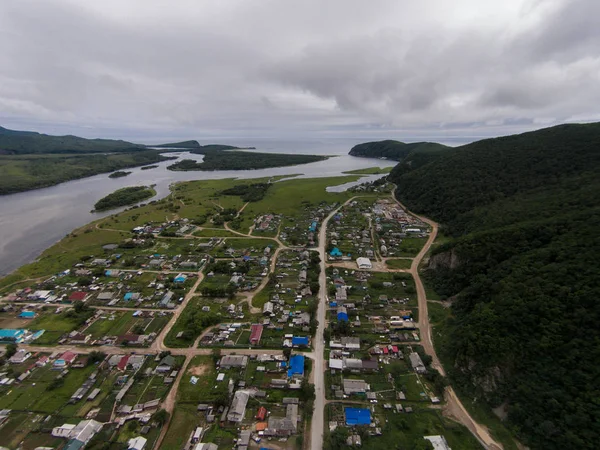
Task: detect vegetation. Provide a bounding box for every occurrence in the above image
[108,170,131,178]
[168,148,327,171]
[343,166,393,175]
[0,150,174,195]
[220,182,271,202]
[349,139,448,162]
[0,125,144,155]
[151,140,201,148]
[93,186,156,211]
[140,165,159,170]
[388,122,600,449]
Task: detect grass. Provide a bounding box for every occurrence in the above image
[385,258,413,270]
[343,166,393,175]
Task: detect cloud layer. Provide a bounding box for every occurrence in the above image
[0,0,598,141]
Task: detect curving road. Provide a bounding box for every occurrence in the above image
[394,193,503,450]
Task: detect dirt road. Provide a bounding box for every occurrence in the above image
[394,192,504,450]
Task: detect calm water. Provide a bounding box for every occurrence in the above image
[0,139,408,276]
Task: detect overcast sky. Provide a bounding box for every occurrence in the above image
[0,0,598,143]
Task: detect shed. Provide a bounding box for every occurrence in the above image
[345,407,371,426]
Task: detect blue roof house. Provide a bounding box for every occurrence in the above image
[330,247,343,257]
[291,336,309,347]
[287,354,305,378]
[345,407,371,426]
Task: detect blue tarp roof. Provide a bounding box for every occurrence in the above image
[345,407,371,426]
[0,329,24,338]
[124,292,133,300]
[337,312,348,322]
[287,354,305,377]
[330,247,343,257]
[292,336,309,346]
[329,301,338,307]
[19,311,36,318]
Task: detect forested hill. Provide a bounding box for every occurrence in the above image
[151,140,201,148]
[349,139,448,160]
[0,126,144,155]
[389,122,600,449]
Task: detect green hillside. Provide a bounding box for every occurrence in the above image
[0,126,143,155]
[388,122,600,449]
[349,139,448,162]
[151,140,201,148]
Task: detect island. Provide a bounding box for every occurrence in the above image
[93,185,156,212]
[108,171,132,178]
[140,165,159,170]
[168,150,327,171]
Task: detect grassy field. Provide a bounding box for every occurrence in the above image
[343,166,393,175]
[385,258,413,269]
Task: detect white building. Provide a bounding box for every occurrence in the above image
[424,435,452,450]
[356,257,372,269]
[128,436,148,450]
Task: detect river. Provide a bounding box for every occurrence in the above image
[0,139,399,276]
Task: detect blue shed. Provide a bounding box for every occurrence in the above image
[345,407,371,426]
[287,354,305,378]
[123,292,133,301]
[19,311,36,319]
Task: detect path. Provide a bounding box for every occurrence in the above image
[393,190,503,450]
[310,197,357,450]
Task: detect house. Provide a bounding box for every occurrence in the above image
[356,257,372,269]
[117,355,131,371]
[298,270,307,283]
[69,292,88,302]
[219,355,248,369]
[424,435,452,450]
[193,444,218,450]
[227,390,249,423]
[237,429,251,449]
[156,355,175,373]
[266,404,298,436]
[128,437,147,450]
[361,359,379,371]
[344,358,363,371]
[341,336,360,351]
[174,273,187,284]
[329,358,344,370]
[291,336,309,347]
[409,352,427,374]
[52,420,103,446]
[343,379,369,395]
[256,406,267,421]
[336,306,348,322]
[262,301,274,316]
[19,311,36,319]
[128,355,145,370]
[330,247,343,258]
[97,292,114,301]
[335,287,347,302]
[345,407,371,426]
[192,427,204,443]
[54,351,77,368]
[287,355,305,378]
[249,324,263,346]
[9,349,31,364]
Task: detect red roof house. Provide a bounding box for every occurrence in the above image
[256,406,267,421]
[117,355,131,371]
[69,291,88,302]
[249,324,263,346]
[61,351,77,364]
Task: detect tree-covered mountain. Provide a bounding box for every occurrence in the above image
[151,140,201,148]
[349,139,448,162]
[0,125,144,155]
[388,122,600,449]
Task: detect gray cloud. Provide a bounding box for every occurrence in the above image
[0,0,599,141]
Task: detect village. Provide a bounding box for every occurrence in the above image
[0,176,481,450]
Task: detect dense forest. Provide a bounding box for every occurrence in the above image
[349,139,448,161]
[167,150,327,171]
[150,140,201,148]
[0,151,174,195]
[388,122,600,449]
[93,186,156,211]
[221,183,271,202]
[0,125,144,155]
